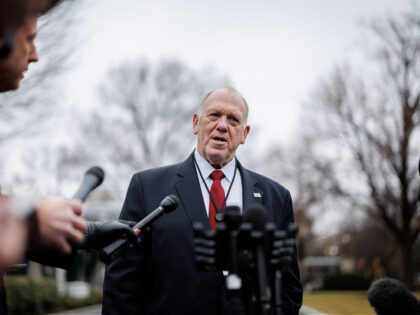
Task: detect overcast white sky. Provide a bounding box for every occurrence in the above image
[66,0,413,147]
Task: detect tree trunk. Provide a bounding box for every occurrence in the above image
[399,239,414,289]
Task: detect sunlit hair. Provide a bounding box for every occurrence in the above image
[197,87,249,123]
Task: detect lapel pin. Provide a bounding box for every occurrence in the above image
[253,192,262,198]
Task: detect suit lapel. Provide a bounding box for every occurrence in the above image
[175,154,211,229]
[237,161,262,209]
[239,162,276,222]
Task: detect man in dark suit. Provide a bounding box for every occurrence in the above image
[102,87,302,314]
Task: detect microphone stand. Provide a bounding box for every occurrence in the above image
[251,229,270,315]
[223,207,246,315]
[226,228,245,315]
[266,223,282,315]
[268,223,298,315]
[273,270,282,315]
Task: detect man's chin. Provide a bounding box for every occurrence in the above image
[206,152,233,168]
[0,81,20,92]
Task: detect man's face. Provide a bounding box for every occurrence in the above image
[193,88,250,169]
[0,17,39,92]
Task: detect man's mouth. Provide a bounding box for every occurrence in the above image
[212,136,227,143]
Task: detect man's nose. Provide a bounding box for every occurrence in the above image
[216,117,228,131]
[29,43,39,63]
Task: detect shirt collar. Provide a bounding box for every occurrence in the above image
[194,149,236,183]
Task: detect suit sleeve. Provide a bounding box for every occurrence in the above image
[102,174,150,315]
[280,190,303,315]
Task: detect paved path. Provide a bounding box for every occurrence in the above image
[48,304,101,315]
[299,305,327,315]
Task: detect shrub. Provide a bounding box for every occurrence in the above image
[322,273,372,290]
[61,288,102,309]
[5,276,103,314]
[5,276,59,314]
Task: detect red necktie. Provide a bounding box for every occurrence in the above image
[209,170,225,231]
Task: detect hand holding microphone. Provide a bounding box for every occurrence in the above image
[79,219,137,251]
[99,194,179,264]
[31,198,87,254]
[28,167,104,254]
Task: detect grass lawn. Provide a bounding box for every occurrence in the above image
[303,291,375,314]
[303,291,420,314]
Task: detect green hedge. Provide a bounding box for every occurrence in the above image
[322,273,372,290]
[61,288,102,309]
[4,276,102,315]
[5,276,59,314]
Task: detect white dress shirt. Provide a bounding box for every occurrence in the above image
[194,150,243,216]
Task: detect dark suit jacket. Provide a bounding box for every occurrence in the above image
[102,154,302,315]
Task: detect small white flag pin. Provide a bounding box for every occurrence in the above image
[253,192,262,198]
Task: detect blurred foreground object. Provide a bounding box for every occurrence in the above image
[367,277,420,315]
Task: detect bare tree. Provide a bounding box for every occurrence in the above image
[261,136,345,260]
[338,218,402,279]
[78,58,230,198]
[298,6,420,287]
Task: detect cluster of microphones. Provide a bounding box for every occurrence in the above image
[194,205,297,315]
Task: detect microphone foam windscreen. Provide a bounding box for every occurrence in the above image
[367,277,420,315]
[242,204,269,231]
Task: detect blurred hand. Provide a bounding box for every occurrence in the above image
[0,196,27,269]
[81,220,137,250]
[34,197,88,254]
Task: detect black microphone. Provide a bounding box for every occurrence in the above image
[242,204,271,315]
[223,206,245,315]
[72,166,105,202]
[367,277,420,315]
[243,204,269,231]
[132,194,179,232]
[99,194,179,264]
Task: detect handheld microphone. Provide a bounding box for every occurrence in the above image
[132,194,179,232]
[72,166,105,202]
[367,277,420,315]
[99,194,179,264]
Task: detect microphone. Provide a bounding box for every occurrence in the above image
[242,204,270,315]
[132,194,179,232]
[99,194,179,264]
[72,166,105,202]
[367,277,420,315]
[243,204,269,230]
[223,206,245,314]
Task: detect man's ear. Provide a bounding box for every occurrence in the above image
[193,114,199,135]
[240,125,250,144]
